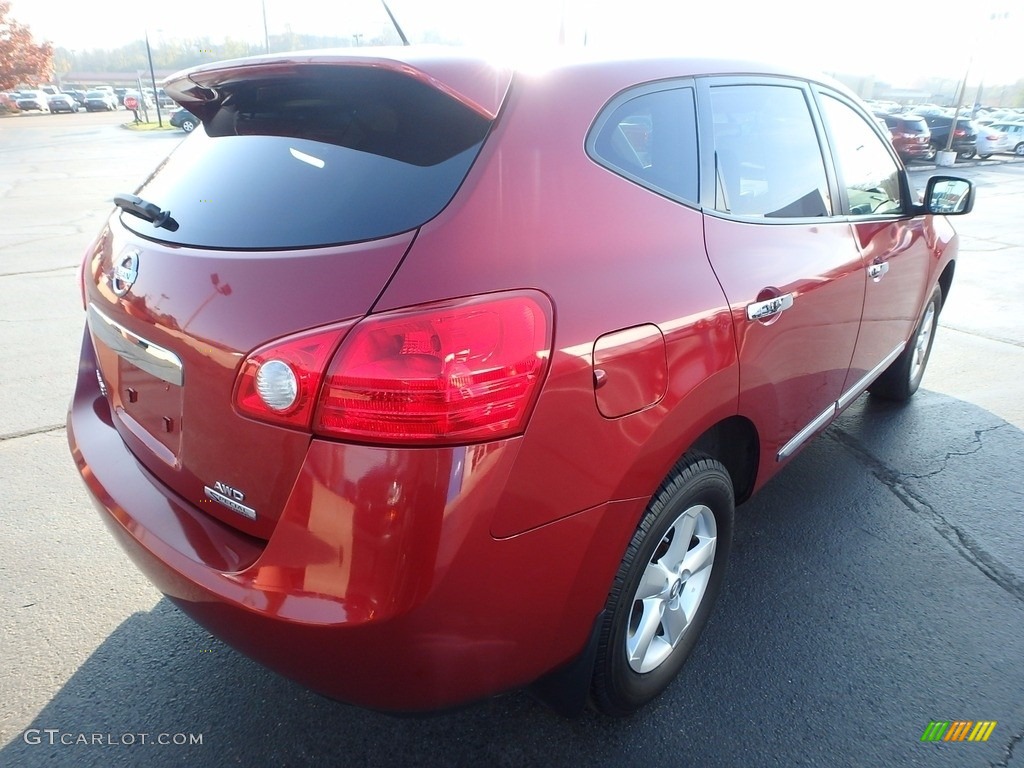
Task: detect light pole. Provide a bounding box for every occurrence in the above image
[262,0,270,53]
[145,30,163,127]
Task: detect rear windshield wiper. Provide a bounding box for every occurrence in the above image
[114,193,179,232]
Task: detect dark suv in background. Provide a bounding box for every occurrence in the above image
[883,114,933,162]
[924,115,978,158]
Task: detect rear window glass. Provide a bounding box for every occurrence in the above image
[122,66,491,249]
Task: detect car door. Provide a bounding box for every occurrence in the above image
[815,90,934,405]
[698,79,865,469]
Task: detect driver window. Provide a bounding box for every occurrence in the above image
[820,94,902,216]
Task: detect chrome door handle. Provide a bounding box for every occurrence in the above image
[746,293,794,321]
[867,261,890,281]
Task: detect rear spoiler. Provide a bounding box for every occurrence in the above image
[163,49,513,122]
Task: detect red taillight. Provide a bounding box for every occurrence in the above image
[234,324,350,429]
[314,291,553,445]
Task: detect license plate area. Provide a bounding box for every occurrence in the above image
[89,304,184,464]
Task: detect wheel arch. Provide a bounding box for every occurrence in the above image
[937,258,955,314]
[688,415,759,504]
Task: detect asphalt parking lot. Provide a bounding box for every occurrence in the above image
[1,109,1022,767]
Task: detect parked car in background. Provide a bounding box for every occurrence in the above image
[883,114,933,162]
[974,124,1012,158]
[15,90,50,112]
[169,107,198,132]
[84,90,119,111]
[47,93,80,113]
[0,91,21,112]
[988,122,1024,156]
[69,50,974,718]
[923,114,977,158]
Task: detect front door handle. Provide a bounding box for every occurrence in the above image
[746,293,794,321]
[867,261,890,281]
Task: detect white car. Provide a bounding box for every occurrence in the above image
[15,90,50,112]
[988,122,1024,157]
[974,124,1013,158]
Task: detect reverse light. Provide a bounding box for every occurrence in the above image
[255,360,299,411]
[234,324,350,429]
[314,291,553,445]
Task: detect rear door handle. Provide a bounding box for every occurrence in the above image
[746,293,794,321]
[867,261,890,281]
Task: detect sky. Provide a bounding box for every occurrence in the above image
[9,0,1024,91]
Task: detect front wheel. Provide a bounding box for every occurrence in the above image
[591,454,734,716]
[1015,143,1024,157]
[869,284,942,401]
[180,119,196,133]
[978,153,991,160]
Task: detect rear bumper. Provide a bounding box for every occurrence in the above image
[896,141,932,158]
[68,328,639,711]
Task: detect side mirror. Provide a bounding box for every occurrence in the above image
[923,176,974,215]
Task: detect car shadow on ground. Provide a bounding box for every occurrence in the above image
[3,391,1022,768]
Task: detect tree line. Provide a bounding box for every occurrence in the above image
[52,29,407,80]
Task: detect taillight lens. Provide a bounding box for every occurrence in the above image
[314,291,553,445]
[234,324,350,429]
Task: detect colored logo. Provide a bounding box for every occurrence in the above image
[921,721,997,742]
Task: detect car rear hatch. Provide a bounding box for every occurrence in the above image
[83,52,511,540]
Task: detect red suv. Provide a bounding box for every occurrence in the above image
[68,50,973,716]
[883,113,933,161]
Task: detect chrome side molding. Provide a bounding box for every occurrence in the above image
[777,342,906,462]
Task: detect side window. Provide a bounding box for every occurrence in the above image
[590,87,698,203]
[710,84,831,218]
[820,94,903,216]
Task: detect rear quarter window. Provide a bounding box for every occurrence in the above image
[587,86,699,204]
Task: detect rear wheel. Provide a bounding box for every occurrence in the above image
[1015,143,1024,157]
[591,454,733,716]
[869,284,942,401]
[181,119,196,133]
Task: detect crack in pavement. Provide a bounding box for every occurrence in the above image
[903,424,1011,480]
[940,323,1024,349]
[0,265,77,279]
[0,424,66,443]
[993,722,1023,768]
[828,426,1024,605]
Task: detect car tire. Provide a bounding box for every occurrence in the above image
[922,143,937,161]
[181,119,196,133]
[957,149,975,160]
[869,284,942,402]
[978,153,991,159]
[1015,143,1024,157]
[591,454,733,716]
